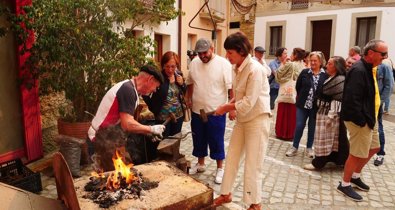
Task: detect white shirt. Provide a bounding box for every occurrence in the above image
[186,55,232,114]
[252,56,271,77]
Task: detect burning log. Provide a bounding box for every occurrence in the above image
[75,161,213,210]
[82,151,158,208]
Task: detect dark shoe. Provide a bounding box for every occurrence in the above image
[337,182,363,201]
[212,193,232,207]
[351,178,370,191]
[374,155,384,166]
[247,203,262,210]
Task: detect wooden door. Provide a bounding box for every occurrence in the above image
[311,20,332,61]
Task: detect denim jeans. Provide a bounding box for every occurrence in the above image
[292,107,317,149]
[383,98,390,112]
[377,104,386,155]
[269,88,279,110]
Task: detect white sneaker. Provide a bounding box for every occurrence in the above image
[306,148,314,158]
[214,168,224,184]
[285,147,298,157]
[189,163,206,174]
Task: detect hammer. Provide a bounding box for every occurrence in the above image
[199,109,215,123]
[163,112,177,126]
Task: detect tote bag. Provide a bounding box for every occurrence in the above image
[276,68,297,104]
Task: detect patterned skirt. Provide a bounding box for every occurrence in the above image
[314,113,339,157]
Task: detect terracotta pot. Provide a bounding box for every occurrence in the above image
[57,119,91,139]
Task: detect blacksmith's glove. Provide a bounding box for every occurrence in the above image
[150,124,165,138]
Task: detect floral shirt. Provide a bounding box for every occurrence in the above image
[304,68,325,109]
[158,83,183,121]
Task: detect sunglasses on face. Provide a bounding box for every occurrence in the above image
[371,49,388,57]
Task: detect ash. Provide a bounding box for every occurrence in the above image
[82,168,159,208]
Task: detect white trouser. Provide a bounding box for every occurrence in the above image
[220,113,270,205]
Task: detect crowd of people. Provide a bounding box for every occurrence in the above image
[86,32,393,208]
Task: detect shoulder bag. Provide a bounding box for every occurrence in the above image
[276,65,297,104]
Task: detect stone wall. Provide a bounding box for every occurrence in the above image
[40,92,68,154]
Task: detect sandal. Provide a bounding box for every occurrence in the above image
[212,193,232,207]
[247,203,262,210]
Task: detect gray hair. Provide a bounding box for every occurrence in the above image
[351,46,361,54]
[309,51,326,67]
[363,39,385,56]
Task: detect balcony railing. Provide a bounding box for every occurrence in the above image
[200,0,226,23]
[291,0,309,9]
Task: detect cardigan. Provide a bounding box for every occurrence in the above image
[295,68,328,109]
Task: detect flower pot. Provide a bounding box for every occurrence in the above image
[57,119,91,139]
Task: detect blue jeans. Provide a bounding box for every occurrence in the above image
[377,104,386,155]
[269,88,279,110]
[292,107,317,149]
[383,98,390,112]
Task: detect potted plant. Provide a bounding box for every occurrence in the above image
[2,0,180,136]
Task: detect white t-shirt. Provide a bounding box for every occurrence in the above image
[186,55,232,114]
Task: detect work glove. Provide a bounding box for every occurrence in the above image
[150,124,165,138]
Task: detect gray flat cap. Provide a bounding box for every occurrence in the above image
[254,46,266,53]
[195,38,212,53]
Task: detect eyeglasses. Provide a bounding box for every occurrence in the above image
[164,65,177,69]
[370,49,388,57]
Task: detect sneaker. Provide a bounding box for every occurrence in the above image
[383,110,389,115]
[374,155,384,166]
[351,177,370,191]
[336,182,363,202]
[189,163,206,174]
[303,163,316,170]
[306,148,314,158]
[285,147,298,157]
[214,168,224,184]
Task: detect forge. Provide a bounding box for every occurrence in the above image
[74,161,213,210]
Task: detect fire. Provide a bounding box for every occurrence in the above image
[106,150,136,190]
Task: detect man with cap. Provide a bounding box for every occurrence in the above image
[87,65,166,159]
[252,46,271,76]
[187,50,197,70]
[185,38,232,184]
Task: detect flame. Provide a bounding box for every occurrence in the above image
[106,150,135,190]
[91,170,105,178]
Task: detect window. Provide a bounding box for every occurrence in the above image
[269,26,282,56]
[355,17,376,49]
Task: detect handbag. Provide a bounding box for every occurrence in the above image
[276,67,297,104]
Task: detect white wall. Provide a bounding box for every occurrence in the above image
[255,7,395,60]
[122,0,179,54]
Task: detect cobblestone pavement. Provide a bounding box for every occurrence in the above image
[39,97,395,210]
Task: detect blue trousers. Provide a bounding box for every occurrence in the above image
[377,104,386,155]
[292,107,317,149]
[191,112,226,160]
[270,88,279,110]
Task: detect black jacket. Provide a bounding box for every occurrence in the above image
[142,71,187,117]
[341,59,376,129]
[295,68,328,109]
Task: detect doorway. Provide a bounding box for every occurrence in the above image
[311,20,332,61]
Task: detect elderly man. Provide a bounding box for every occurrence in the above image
[252,46,271,76]
[348,46,362,61]
[87,65,166,167]
[338,40,388,201]
[373,61,394,166]
[185,38,232,184]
